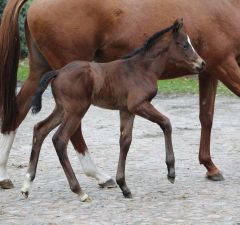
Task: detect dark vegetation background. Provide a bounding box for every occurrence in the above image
[0,0,31,58]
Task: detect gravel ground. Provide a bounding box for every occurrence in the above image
[0,89,240,225]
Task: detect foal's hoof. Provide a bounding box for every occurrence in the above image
[99,178,117,189]
[167,175,175,184]
[206,171,224,181]
[123,191,132,199]
[21,191,29,199]
[0,179,14,189]
[167,167,175,184]
[80,193,91,202]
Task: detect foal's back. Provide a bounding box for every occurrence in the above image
[53,60,130,111]
[53,59,157,111]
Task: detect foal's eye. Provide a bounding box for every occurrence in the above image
[183,42,189,50]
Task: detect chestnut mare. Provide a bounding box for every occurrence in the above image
[20,20,205,201]
[1,0,240,189]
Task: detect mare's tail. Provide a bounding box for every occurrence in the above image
[31,71,58,114]
[0,0,29,133]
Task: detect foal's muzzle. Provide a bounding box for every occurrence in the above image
[193,59,206,73]
[196,61,206,73]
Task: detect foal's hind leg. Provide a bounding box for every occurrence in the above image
[0,32,51,189]
[21,107,63,198]
[116,110,135,198]
[52,114,90,202]
[130,101,175,182]
[71,125,116,188]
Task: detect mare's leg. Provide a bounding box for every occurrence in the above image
[21,107,63,198]
[0,32,51,189]
[130,102,175,182]
[71,125,116,188]
[52,109,90,202]
[0,132,16,189]
[200,56,240,180]
[198,73,223,181]
[213,56,240,96]
[116,110,135,198]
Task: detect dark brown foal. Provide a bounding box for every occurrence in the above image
[21,19,205,201]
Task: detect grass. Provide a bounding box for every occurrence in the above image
[157,77,233,96]
[17,59,232,95]
[18,59,29,82]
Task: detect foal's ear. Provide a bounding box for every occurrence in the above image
[173,18,184,33]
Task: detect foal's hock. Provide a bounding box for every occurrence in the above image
[21,19,205,201]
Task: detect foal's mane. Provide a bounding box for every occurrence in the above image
[122,24,174,59]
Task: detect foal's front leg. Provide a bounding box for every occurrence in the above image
[130,101,175,182]
[116,110,135,198]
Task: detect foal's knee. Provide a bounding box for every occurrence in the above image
[120,132,132,144]
[120,133,132,151]
[159,117,172,134]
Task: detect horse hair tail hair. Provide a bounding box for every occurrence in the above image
[31,70,58,114]
[0,0,29,133]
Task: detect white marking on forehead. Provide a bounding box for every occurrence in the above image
[187,35,197,53]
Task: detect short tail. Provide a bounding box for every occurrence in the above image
[31,71,58,114]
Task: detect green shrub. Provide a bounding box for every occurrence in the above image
[0,0,7,15]
[0,0,31,58]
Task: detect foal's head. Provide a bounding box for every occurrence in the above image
[166,19,206,73]
[123,19,205,73]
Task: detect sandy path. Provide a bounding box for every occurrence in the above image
[0,90,240,225]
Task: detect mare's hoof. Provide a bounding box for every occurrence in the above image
[206,171,224,181]
[123,191,132,198]
[0,179,14,189]
[167,175,175,184]
[99,178,117,188]
[21,191,29,199]
[80,193,91,202]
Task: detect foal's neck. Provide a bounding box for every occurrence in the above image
[125,50,169,79]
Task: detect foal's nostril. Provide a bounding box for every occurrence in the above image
[196,61,206,73]
[201,61,206,69]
